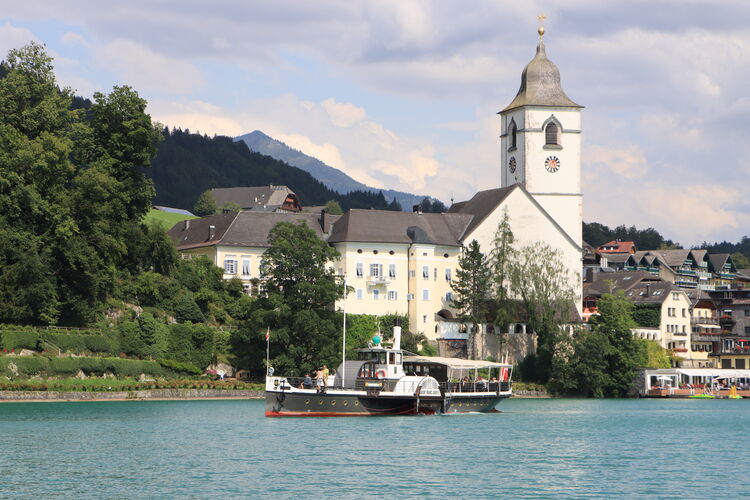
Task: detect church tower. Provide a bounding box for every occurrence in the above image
[499,26,583,248]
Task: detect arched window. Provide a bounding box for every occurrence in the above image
[508,120,517,150]
[545,122,559,146]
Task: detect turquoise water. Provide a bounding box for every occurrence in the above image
[1,398,749,499]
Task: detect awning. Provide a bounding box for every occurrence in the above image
[404,355,510,369]
[676,368,750,378]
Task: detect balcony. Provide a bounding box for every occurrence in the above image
[366,275,388,285]
[672,348,688,353]
[692,332,721,342]
[675,279,698,289]
[678,268,697,276]
[690,316,719,326]
[719,273,736,280]
[719,316,736,328]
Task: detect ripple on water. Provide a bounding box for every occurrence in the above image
[1,398,750,498]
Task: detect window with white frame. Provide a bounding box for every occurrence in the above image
[422,266,429,279]
[388,290,398,301]
[356,262,363,278]
[422,289,429,301]
[388,264,396,279]
[356,289,364,299]
[445,292,453,302]
[373,289,380,300]
[223,256,237,274]
[241,258,251,276]
[370,263,382,278]
[445,268,452,281]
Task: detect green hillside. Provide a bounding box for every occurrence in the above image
[145,209,197,229]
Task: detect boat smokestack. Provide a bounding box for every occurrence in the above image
[392,325,401,351]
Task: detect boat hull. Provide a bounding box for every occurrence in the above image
[442,393,511,413]
[265,390,443,417]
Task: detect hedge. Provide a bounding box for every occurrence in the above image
[0,356,165,378]
[0,330,119,354]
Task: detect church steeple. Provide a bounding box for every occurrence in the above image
[501,32,581,113]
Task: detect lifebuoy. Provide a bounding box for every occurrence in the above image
[375,369,387,379]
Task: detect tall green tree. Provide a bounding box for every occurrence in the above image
[193,190,217,216]
[231,221,344,375]
[489,208,515,330]
[0,42,161,325]
[451,240,491,359]
[552,291,648,397]
[511,242,577,383]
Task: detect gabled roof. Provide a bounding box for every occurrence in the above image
[327,209,472,246]
[709,253,733,272]
[168,211,325,250]
[648,249,692,269]
[605,253,633,264]
[583,271,661,297]
[597,240,636,254]
[210,185,297,211]
[449,183,581,251]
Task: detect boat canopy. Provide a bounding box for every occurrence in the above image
[676,368,750,378]
[404,356,510,369]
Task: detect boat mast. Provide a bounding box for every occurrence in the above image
[342,274,347,388]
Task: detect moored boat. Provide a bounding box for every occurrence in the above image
[265,325,513,416]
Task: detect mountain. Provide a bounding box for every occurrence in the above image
[235,130,436,211]
[149,128,397,212]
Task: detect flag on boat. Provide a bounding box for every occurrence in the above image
[265,327,270,341]
[500,367,509,381]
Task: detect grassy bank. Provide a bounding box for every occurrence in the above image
[0,377,262,392]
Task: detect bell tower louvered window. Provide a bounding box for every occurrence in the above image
[509,120,517,149]
[545,122,559,146]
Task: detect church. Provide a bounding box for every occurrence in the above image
[168,28,583,360]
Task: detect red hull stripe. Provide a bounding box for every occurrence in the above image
[266,411,398,417]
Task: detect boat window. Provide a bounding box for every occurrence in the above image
[389,352,395,365]
[379,352,386,365]
[395,353,402,365]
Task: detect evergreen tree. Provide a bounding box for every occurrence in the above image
[451,240,491,359]
[193,190,217,216]
[489,208,515,330]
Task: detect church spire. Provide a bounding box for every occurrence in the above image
[500,22,582,113]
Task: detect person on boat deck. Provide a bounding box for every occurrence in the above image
[315,368,324,392]
[302,373,313,389]
[322,365,330,387]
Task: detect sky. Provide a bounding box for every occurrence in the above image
[1,0,749,246]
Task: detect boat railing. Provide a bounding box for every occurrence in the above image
[441,381,511,394]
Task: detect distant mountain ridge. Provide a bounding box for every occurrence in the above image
[235,131,434,210]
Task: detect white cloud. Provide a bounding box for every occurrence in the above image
[321,98,367,128]
[94,39,204,94]
[586,145,649,180]
[60,32,87,47]
[0,23,38,55]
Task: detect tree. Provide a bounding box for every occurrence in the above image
[552,291,648,397]
[324,200,343,215]
[732,252,750,270]
[451,240,491,359]
[231,221,344,375]
[511,242,577,383]
[193,190,217,216]
[489,208,515,330]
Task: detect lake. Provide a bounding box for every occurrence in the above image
[1,398,749,498]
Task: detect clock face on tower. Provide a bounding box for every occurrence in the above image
[545,156,560,173]
[508,156,516,173]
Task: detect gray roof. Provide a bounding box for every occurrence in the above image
[603,253,632,264]
[448,186,516,238]
[210,185,297,210]
[625,281,678,305]
[709,253,732,272]
[648,249,692,270]
[328,209,472,246]
[584,271,662,297]
[168,211,325,249]
[501,40,582,113]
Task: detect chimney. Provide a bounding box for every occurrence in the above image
[392,322,402,351]
[320,208,329,233]
[412,204,422,215]
[184,219,190,231]
[209,225,216,240]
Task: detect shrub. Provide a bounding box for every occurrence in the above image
[158,359,202,375]
[0,330,40,350]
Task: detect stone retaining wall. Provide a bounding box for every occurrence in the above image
[0,389,264,401]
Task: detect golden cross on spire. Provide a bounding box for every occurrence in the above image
[537,14,546,37]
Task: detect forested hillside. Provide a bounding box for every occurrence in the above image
[583,222,681,250]
[150,129,399,212]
